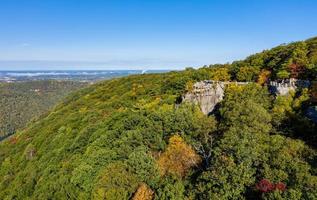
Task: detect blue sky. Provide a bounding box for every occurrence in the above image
[0,0,317,70]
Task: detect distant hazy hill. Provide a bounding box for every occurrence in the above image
[0,81,87,139]
[0,37,316,199]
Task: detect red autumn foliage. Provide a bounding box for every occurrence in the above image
[289,63,305,78]
[275,182,286,191]
[256,179,275,193]
[256,179,287,193]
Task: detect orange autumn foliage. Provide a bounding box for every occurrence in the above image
[158,135,201,177]
[9,136,18,145]
[132,183,154,200]
[257,70,271,85]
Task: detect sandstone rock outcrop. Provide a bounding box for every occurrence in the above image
[268,79,310,96]
[182,80,248,115]
[183,79,311,115]
[182,81,225,115]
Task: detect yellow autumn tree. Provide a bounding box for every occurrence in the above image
[158,135,201,177]
[185,80,194,92]
[209,67,231,81]
[132,183,154,200]
[257,69,271,85]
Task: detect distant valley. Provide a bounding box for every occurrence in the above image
[0,70,171,139]
[0,70,169,83]
[0,80,87,140]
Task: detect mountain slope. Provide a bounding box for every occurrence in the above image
[229,36,317,81]
[0,38,317,200]
[0,81,87,139]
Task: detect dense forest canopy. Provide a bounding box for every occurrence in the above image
[0,37,317,200]
[203,36,317,82]
[0,81,87,139]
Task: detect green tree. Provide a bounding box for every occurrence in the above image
[155,177,185,200]
[236,66,260,81]
[92,162,139,200]
[126,147,160,187]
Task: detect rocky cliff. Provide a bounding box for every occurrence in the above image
[183,79,311,115]
[182,80,248,115]
[268,79,310,95]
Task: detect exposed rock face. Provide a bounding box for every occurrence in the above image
[183,81,225,115]
[183,80,248,115]
[268,79,310,96]
[183,79,311,115]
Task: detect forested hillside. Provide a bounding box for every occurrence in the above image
[204,36,317,82]
[0,81,87,139]
[0,37,317,200]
